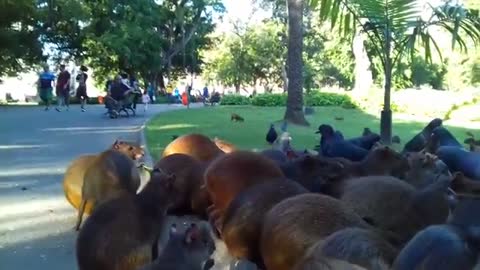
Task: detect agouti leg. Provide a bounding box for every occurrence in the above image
[75,199,87,231]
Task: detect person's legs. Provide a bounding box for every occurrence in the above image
[81,97,87,111]
[64,92,70,110]
[132,92,140,109]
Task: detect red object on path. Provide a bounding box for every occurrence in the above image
[181,92,189,106]
[98,96,104,104]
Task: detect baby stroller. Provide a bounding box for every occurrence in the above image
[104,91,138,119]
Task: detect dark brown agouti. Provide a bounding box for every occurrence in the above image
[76,169,178,270]
[319,227,399,269]
[154,153,209,218]
[204,151,285,232]
[221,179,308,267]
[139,223,216,270]
[340,175,451,246]
[260,194,370,270]
[74,148,142,231]
[293,252,369,270]
[63,140,144,215]
[162,134,224,162]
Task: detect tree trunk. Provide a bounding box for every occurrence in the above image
[235,82,240,94]
[380,32,393,145]
[283,0,309,126]
[281,64,288,93]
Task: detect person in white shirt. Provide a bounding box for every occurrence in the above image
[142,89,151,112]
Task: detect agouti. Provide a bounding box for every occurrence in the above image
[153,153,209,218]
[260,194,370,270]
[76,169,178,270]
[221,179,308,267]
[74,147,143,231]
[204,151,285,232]
[162,134,225,162]
[63,140,144,215]
[231,113,245,122]
[213,137,237,153]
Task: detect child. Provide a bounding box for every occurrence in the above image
[142,89,151,112]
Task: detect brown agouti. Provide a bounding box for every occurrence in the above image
[63,140,143,215]
[231,113,244,122]
[76,169,178,270]
[344,144,410,178]
[260,194,370,270]
[75,148,142,231]
[404,151,451,189]
[340,175,451,246]
[450,171,480,195]
[319,145,410,198]
[153,153,209,218]
[162,134,225,162]
[293,252,368,270]
[279,154,346,192]
[204,151,285,232]
[213,137,237,153]
[221,179,308,267]
[139,223,216,270]
[319,227,399,269]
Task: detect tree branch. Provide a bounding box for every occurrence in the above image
[161,5,204,66]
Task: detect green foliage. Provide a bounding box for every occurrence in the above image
[220,95,251,105]
[0,0,43,77]
[33,0,224,88]
[219,91,356,108]
[411,57,448,89]
[305,91,357,108]
[251,93,287,106]
[203,21,286,92]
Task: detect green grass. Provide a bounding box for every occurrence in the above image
[145,106,478,161]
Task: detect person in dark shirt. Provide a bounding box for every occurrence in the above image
[38,65,56,111]
[109,75,132,102]
[55,64,71,112]
[76,65,89,112]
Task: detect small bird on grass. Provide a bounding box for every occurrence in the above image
[266,124,278,146]
[334,116,344,121]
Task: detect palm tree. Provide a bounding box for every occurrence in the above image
[284,0,310,126]
[311,0,480,143]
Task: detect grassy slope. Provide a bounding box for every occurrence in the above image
[145,105,477,161]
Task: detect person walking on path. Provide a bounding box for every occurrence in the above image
[37,65,56,111]
[55,64,71,112]
[76,65,89,112]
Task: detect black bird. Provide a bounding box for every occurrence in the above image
[266,124,278,145]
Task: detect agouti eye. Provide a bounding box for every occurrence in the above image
[129,146,133,151]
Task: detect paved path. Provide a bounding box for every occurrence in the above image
[0,104,194,270]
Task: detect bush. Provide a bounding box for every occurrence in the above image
[305,91,357,109]
[251,93,287,106]
[220,95,251,105]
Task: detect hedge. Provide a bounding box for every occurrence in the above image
[220,95,251,105]
[219,91,357,108]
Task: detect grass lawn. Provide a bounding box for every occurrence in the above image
[145,105,478,161]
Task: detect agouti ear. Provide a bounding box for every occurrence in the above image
[113,140,120,149]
